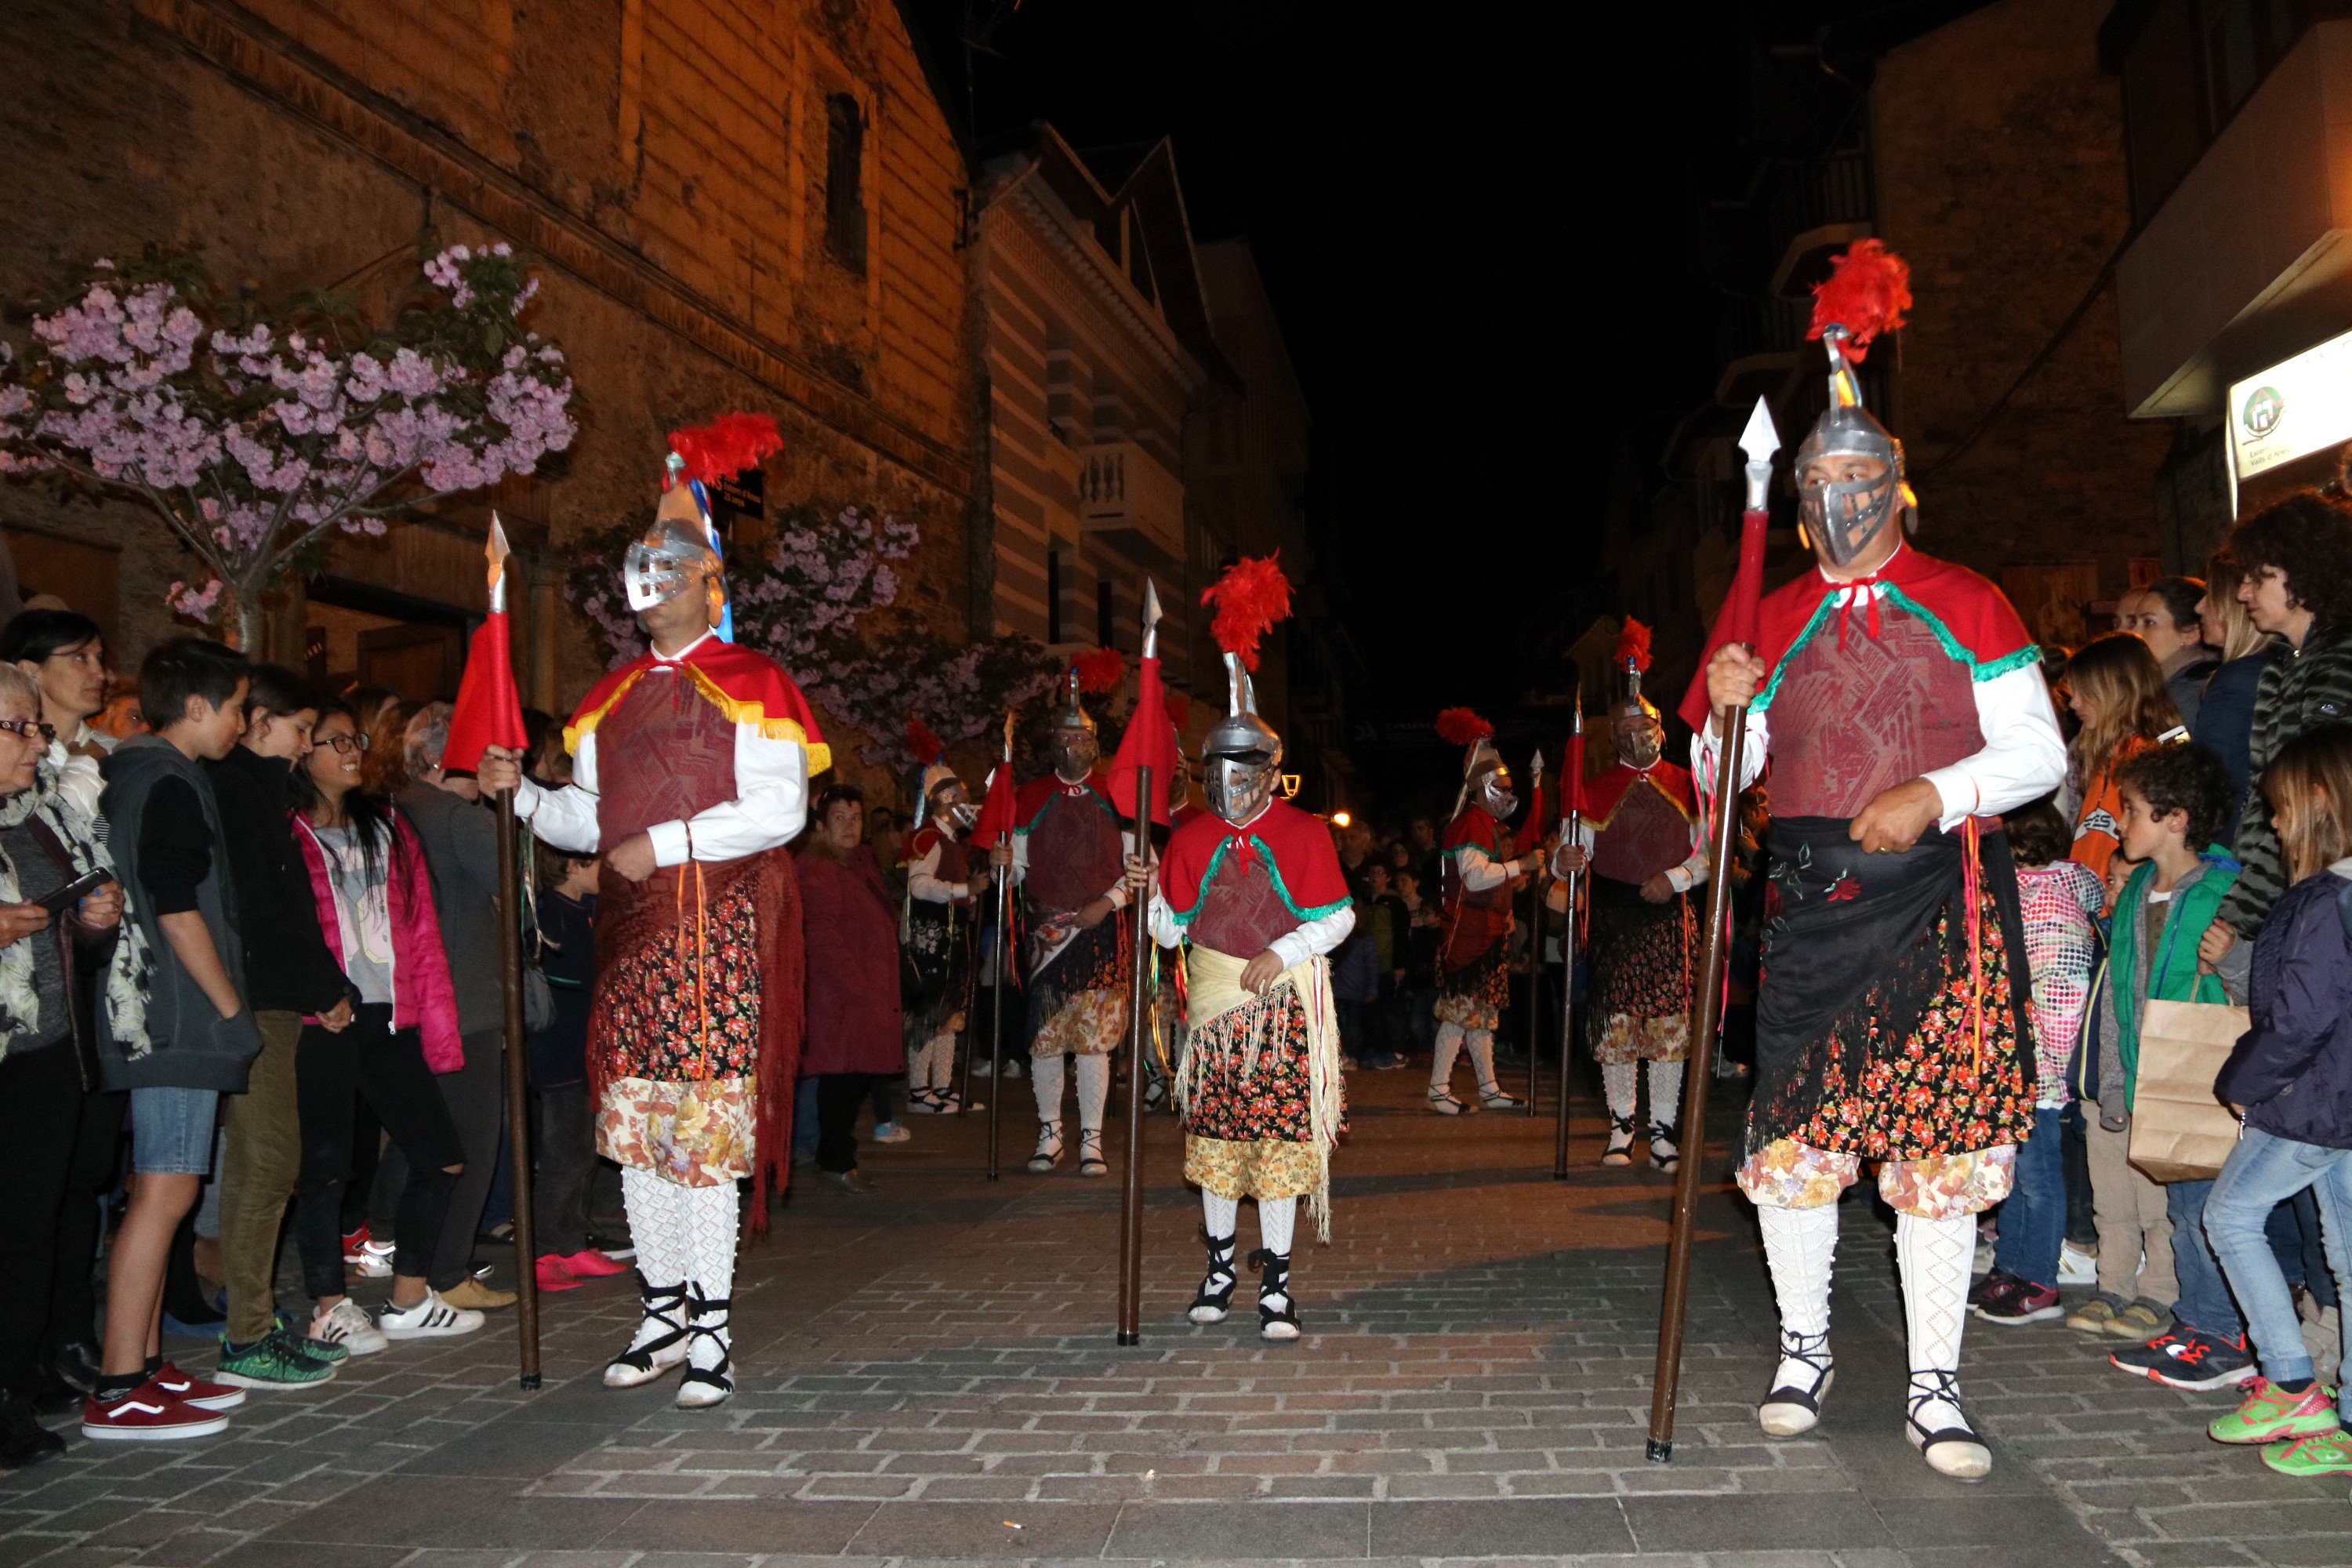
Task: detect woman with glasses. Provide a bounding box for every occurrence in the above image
[285,702,481,1352]
[0,610,111,822]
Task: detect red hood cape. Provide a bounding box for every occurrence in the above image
[1583,761,1699,827]
[567,637,830,776]
[1444,804,1514,861]
[1014,774,1120,833]
[1675,544,2038,735]
[1160,799,1352,924]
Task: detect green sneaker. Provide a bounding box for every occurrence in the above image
[214,1330,337,1389]
[2263,1427,2352,1477]
[281,1322,349,1364]
[2065,1294,2122,1334]
[2211,1380,2342,1444]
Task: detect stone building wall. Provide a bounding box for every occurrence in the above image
[0,0,974,746]
[1870,0,2172,631]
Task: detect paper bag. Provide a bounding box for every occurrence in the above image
[2128,998,2248,1184]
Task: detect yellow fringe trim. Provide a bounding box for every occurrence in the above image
[566,664,831,775]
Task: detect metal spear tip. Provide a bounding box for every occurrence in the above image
[1530,747,1544,777]
[1141,578,1163,659]
[486,513,511,610]
[1738,397,1781,463]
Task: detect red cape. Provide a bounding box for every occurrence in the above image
[568,637,830,776]
[1582,761,1699,828]
[1160,800,1352,923]
[1675,545,2038,735]
[1444,805,1513,861]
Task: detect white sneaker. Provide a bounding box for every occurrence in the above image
[871,1120,912,1145]
[2057,1243,2099,1287]
[1004,1058,1025,1080]
[310,1298,389,1356]
[377,1290,485,1340]
[349,1239,395,1279]
[1971,1236,1995,1276]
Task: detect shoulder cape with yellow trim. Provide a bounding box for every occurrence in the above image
[1160,800,1352,925]
[1582,761,1698,829]
[1675,543,2038,734]
[567,638,830,777]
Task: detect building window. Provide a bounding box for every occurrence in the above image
[1097,577,1116,651]
[824,93,866,272]
[1047,546,1065,645]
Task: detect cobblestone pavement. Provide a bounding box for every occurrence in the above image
[5,1066,2350,1568]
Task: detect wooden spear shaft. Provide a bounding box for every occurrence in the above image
[1644,709,1748,1461]
[1552,814,1583,1180]
[495,793,542,1391]
[985,872,1008,1181]
[1115,764,1155,1345]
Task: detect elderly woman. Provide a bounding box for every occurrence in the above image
[0,609,114,822]
[0,664,141,1468]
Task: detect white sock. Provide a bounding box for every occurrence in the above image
[1032,1052,1067,1126]
[906,1042,927,1088]
[1602,1062,1639,1123]
[1759,1200,1838,1394]
[1647,1059,1683,1132]
[927,1033,957,1091]
[1074,1052,1111,1133]
[1430,1024,1465,1095]
[1467,1030,1501,1094]
[1203,1191,1239,1239]
[678,1181,739,1303]
[1258,1196,1296,1257]
[620,1167,684,1289]
[1896,1211,1977,1433]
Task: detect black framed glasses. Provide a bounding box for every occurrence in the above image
[321,732,370,754]
[0,718,56,744]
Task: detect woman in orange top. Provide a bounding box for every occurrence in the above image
[2063,633,2184,885]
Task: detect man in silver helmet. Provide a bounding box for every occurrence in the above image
[1004,673,1139,1178]
[1429,731,1543,1115]
[1149,641,1355,1341]
[1691,252,2064,1479]
[1551,633,1707,1171]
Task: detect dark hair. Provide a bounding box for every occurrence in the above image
[0,608,103,666]
[2228,491,2352,626]
[2263,724,2352,882]
[292,699,398,874]
[2002,796,2072,868]
[245,662,321,721]
[816,782,866,824]
[2143,576,2205,633]
[532,836,595,891]
[2115,740,2238,853]
[138,637,249,731]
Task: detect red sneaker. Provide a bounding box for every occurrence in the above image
[151,1362,245,1412]
[558,1249,633,1279]
[82,1382,231,1442]
[340,1224,369,1264]
[533,1255,584,1293]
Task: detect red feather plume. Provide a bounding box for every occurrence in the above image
[1200,554,1292,672]
[1164,690,1190,731]
[666,412,784,485]
[1075,647,1126,695]
[1435,707,1494,747]
[1807,239,1911,364]
[1615,619,1653,674]
[905,717,945,763]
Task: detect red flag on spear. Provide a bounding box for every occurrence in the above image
[444,517,530,774]
[1105,581,1178,827]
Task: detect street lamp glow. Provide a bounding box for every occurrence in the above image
[1331,810,1352,828]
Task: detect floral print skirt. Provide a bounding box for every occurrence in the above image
[1433,945,1508,1032]
[1588,884,1694,1065]
[1180,977,1343,1202]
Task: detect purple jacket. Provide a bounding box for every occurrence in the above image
[2216,865,2352,1151]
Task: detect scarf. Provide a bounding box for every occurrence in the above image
[1174,945,1345,1241]
[0,762,153,1062]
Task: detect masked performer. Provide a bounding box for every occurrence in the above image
[1009,673,1135,1178]
[899,722,987,1115]
[1554,622,1706,1171]
[1152,557,1352,1340]
[1428,710,1544,1113]
[1686,242,2063,1478]
[487,416,821,1411]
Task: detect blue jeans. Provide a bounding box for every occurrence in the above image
[2167,1178,2245,1338]
[129,1087,220,1176]
[2205,1127,2352,1417]
[1994,1104,2067,1288]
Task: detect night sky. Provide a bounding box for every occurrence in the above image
[909,0,1971,803]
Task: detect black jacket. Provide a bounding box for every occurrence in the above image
[204,746,347,1014]
[2216,866,2352,1151]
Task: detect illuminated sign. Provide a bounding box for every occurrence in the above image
[2229,326,2352,483]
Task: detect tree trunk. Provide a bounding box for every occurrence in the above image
[232,564,269,654]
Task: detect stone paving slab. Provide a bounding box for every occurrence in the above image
[1,1070,2347,1566]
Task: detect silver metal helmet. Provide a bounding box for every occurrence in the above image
[622,454,723,614]
[920,762,976,833]
[1050,670,1099,782]
[1613,665,1664,771]
[1793,325,1912,568]
[1203,652,1282,826]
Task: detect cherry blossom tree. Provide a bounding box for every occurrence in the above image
[0,244,577,651]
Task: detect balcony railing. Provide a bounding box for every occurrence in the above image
[1079,439,1185,570]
